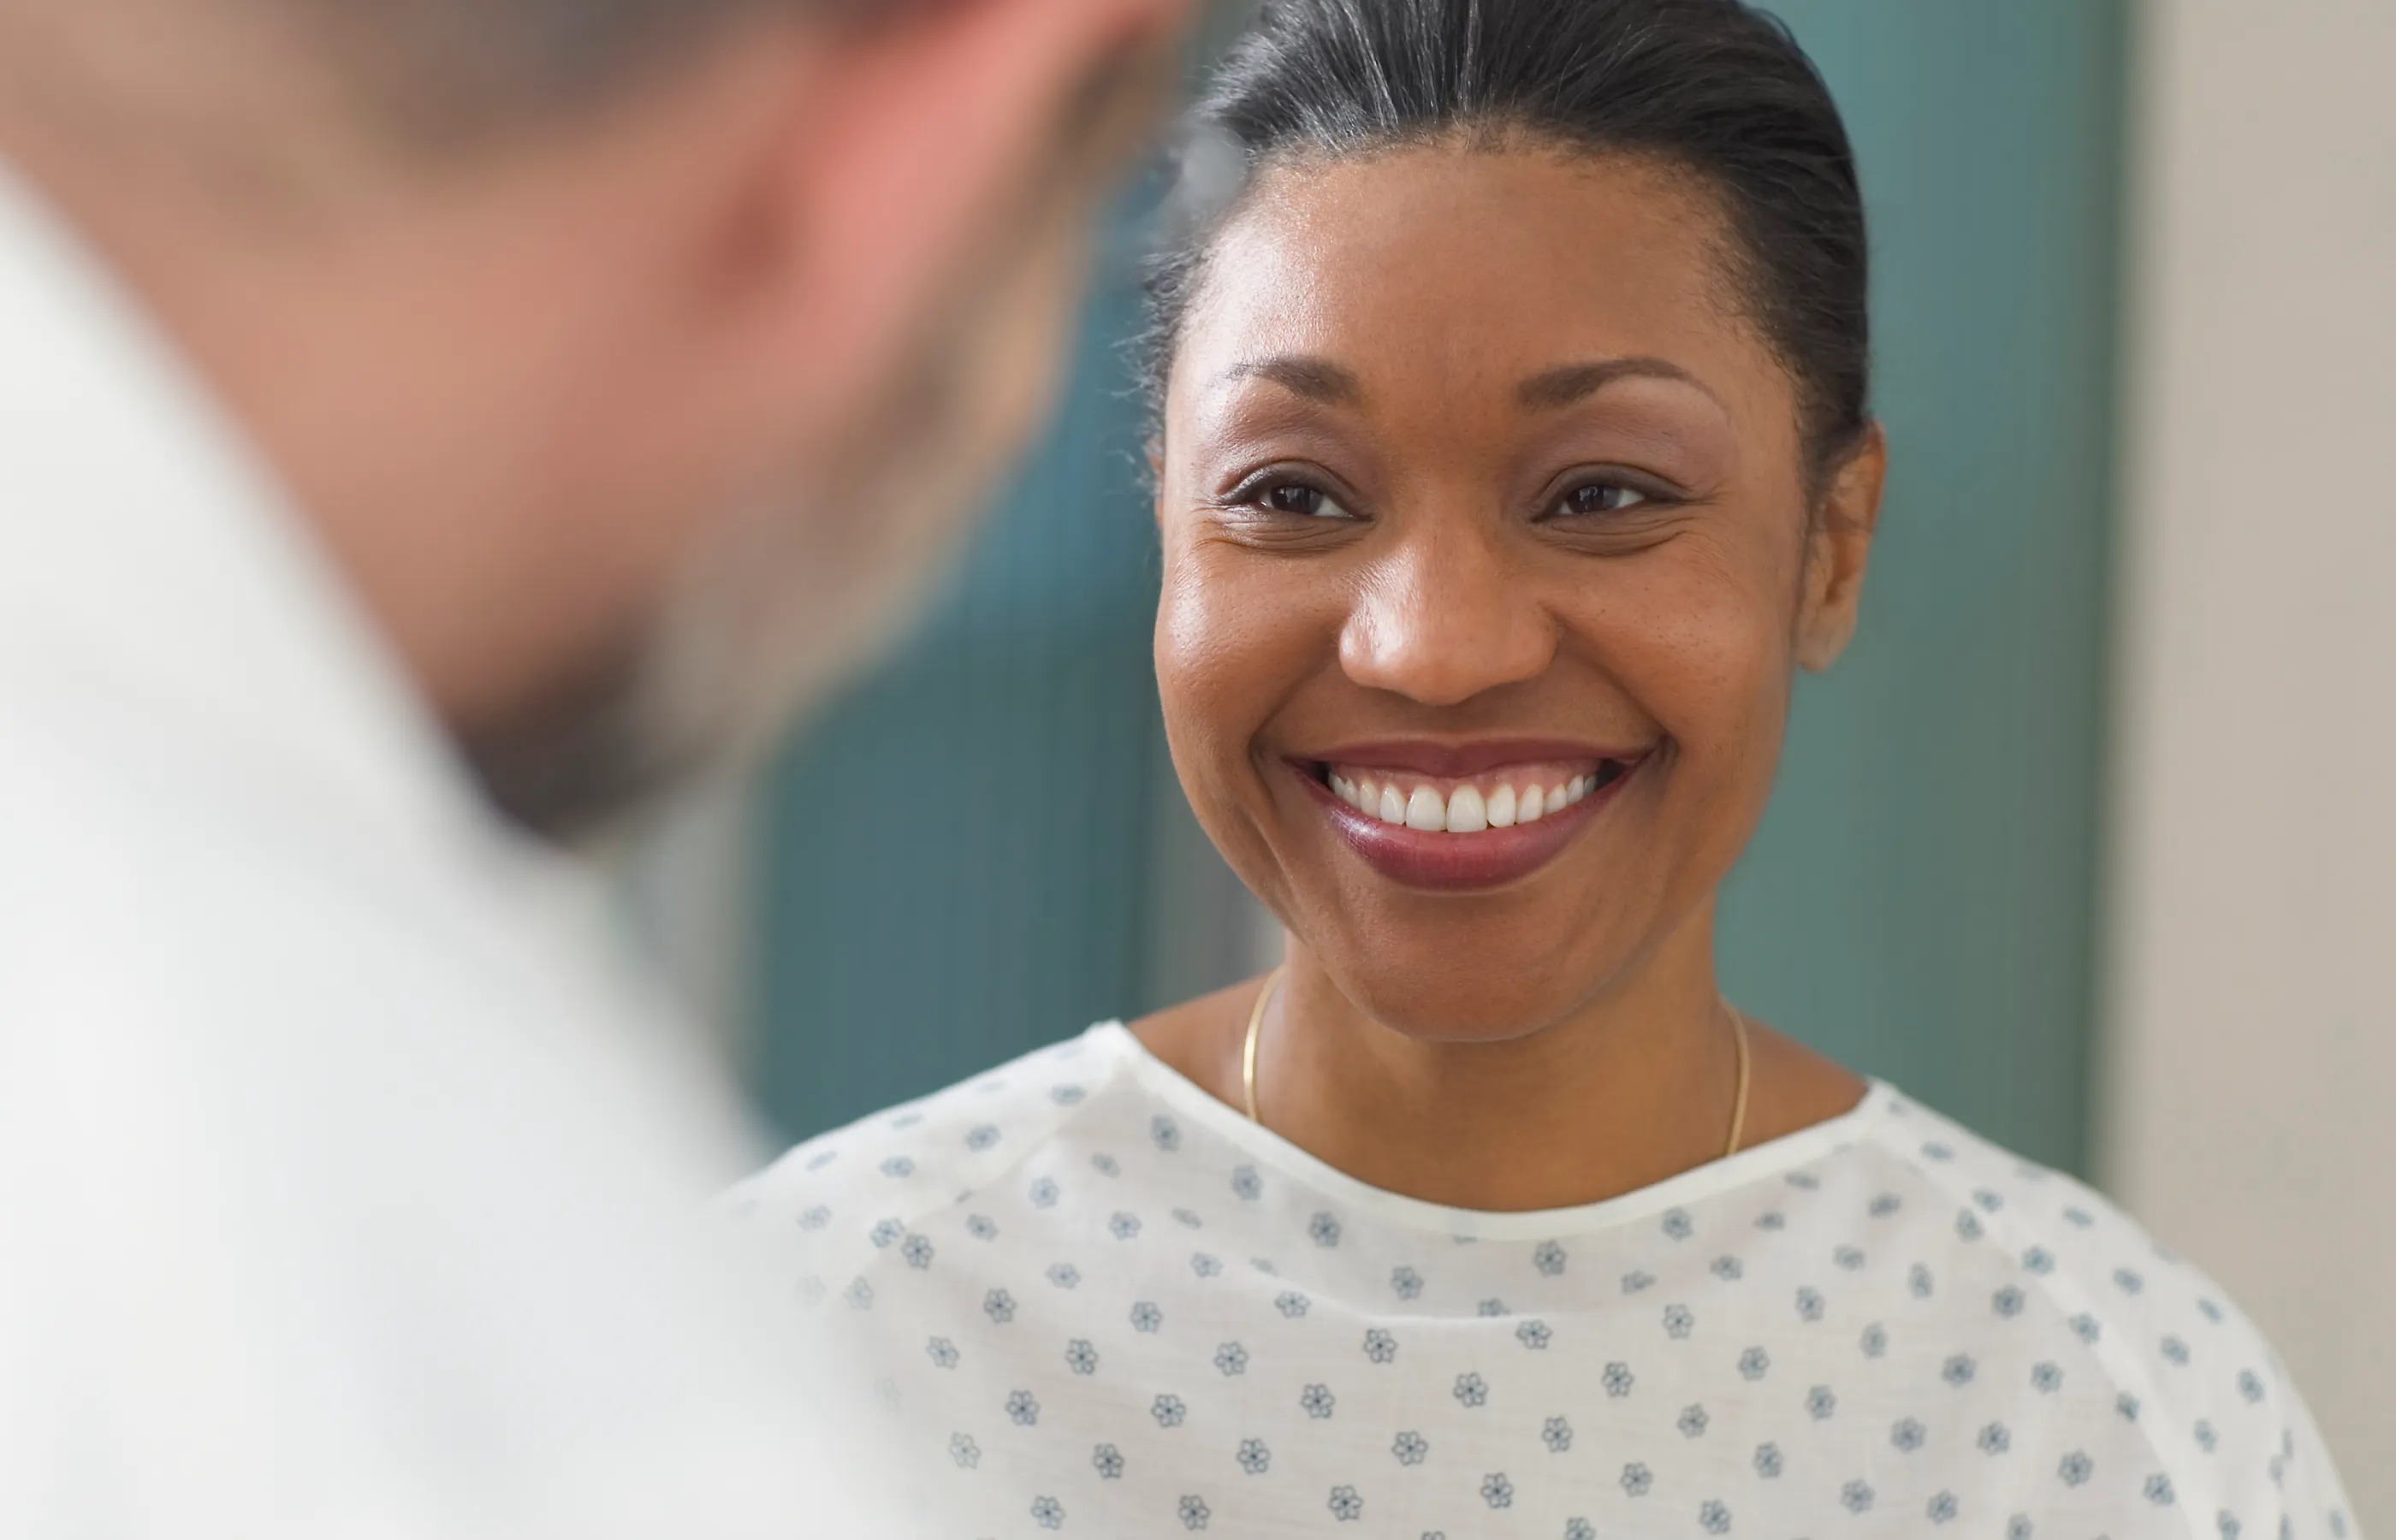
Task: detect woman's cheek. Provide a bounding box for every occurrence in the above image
[1662,607,1797,862]
[1158,557,1249,753]
[1574,561,1792,794]
[1164,546,1326,712]
[1159,555,1281,806]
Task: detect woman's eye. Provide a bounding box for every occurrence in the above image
[1254,482,1349,518]
[1558,481,1650,517]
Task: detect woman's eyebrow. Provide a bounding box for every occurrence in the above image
[1212,354,1364,406]
[1517,357,1723,411]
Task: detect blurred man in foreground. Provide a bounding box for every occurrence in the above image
[0,0,1184,1533]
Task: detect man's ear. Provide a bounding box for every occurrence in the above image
[1795,422,1887,673]
[733,0,1181,429]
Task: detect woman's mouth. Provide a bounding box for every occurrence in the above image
[1293,742,1646,891]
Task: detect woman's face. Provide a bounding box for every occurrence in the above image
[1155,145,1881,1040]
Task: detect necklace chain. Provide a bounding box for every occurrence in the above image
[1238,966,1278,1124]
[1240,968,1755,1160]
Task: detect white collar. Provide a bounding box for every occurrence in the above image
[0,158,511,866]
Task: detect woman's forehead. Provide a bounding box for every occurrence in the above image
[1173,147,1765,418]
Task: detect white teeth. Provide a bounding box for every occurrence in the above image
[1331,767,1612,833]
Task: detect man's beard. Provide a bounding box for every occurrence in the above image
[458,347,1019,844]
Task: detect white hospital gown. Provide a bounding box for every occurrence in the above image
[728,1023,2360,1539]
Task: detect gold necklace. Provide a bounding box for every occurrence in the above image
[1239,966,1281,1124]
[1240,968,1756,1159]
[1722,998,1753,1158]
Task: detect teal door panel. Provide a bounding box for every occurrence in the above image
[1716,0,2128,1172]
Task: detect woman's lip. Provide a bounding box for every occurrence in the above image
[1302,737,1647,779]
[1293,756,1640,892]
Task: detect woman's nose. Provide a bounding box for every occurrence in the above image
[1337,524,1556,706]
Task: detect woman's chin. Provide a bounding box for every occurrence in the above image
[1308,953,1603,1045]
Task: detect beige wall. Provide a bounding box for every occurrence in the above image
[2102,0,2396,1520]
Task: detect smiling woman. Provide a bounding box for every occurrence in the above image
[1146,141,1884,1087]
[729,2,2358,1534]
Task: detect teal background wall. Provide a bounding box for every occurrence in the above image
[750,2,2128,1175]
[1714,1,2127,1174]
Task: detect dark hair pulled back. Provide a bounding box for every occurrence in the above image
[1142,0,1871,475]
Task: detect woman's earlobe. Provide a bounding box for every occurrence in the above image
[1795,589,1858,672]
[1795,424,1887,672]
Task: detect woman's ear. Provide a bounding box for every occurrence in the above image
[1795,422,1887,672]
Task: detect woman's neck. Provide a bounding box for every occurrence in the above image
[1132,913,1868,1214]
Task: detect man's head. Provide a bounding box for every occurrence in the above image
[0,0,1189,834]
